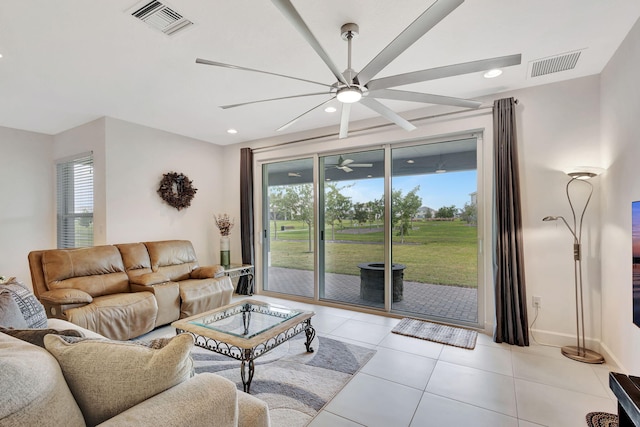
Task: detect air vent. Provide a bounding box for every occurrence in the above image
[529,50,583,78]
[129,0,193,36]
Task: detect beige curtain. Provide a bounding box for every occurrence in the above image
[236,148,254,295]
[493,97,529,346]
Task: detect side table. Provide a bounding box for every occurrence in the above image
[217,264,254,295]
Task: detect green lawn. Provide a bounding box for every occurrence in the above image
[268,219,477,287]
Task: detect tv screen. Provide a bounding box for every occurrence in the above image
[632,201,640,327]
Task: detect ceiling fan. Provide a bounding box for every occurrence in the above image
[196,0,521,138]
[325,156,373,173]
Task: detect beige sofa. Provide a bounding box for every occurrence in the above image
[28,240,234,340]
[0,319,270,427]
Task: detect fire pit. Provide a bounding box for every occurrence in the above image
[357,262,405,303]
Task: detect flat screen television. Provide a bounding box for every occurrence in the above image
[632,201,640,327]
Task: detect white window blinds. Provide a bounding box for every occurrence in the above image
[56,152,94,248]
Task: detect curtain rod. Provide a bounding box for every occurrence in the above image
[251,100,517,154]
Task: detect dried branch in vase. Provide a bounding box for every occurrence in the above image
[214,213,235,236]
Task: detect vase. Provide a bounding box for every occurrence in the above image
[220,236,230,268]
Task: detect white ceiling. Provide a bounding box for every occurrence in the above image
[1,0,639,145]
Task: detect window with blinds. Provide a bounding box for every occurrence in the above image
[56,152,94,248]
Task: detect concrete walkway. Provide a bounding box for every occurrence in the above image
[265,266,478,323]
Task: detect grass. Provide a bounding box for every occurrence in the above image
[269,219,477,287]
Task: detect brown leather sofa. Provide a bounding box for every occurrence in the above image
[28,240,234,340]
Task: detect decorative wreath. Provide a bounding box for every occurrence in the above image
[157,172,197,211]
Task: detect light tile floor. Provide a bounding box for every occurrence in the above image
[148,293,619,427]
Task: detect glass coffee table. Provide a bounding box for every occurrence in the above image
[172,299,315,393]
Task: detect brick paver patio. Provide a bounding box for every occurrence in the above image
[265,266,478,323]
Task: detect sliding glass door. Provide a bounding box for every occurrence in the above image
[262,158,315,298]
[319,150,385,308]
[259,136,481,327]
[391,139,479,324]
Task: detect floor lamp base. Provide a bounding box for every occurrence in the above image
[561,345,605,364]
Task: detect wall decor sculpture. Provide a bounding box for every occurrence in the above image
[157,172,197,210]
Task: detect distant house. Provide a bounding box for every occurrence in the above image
[415,206,434,219]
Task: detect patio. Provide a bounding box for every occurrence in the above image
[264,266,478,323]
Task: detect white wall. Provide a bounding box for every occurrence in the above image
[104,118,227,264]
[232,74,603,344]
[0,127,53,287]
[600,16,640,373]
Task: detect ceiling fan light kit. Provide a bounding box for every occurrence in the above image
[196,0,522,138]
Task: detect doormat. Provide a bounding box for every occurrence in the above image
[392,317,478,349]
[192,335,375,427]
[586,412,618,427]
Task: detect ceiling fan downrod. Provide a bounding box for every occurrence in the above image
[336,23,364,103]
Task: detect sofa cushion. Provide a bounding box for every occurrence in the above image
[190,265,224,279]
[0,282,47,328]
[0,291,28,328]
[0,333,85,427]
[42,245,129,297]
[0,326,83,348]
[65,292,158,341]
[39,288,93,304]
[145,240,199,281]
[44,333,195,427]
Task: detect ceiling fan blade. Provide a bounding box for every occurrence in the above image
[220,92,329,109]
[349,163,373,167]
[356,0,464,85]
[271,0,349,87]
[339,104,351,139]
[196,58,332,88]
[366,54,522,90]
[340,166,354,173]
[360,98,417,132]
[276,97,335,132]
[341,158,355,166]
[370,88,481,108]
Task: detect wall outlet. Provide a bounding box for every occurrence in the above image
[533,296,542,309]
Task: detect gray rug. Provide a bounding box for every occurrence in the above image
[392,317,478,349]
[192,335,375,427]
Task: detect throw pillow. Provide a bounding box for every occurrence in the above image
[0,326,83,348]
[44,333,195,426]
[0,291,28,328]
[0,281,47,328]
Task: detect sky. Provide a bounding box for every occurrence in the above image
[338,170,477,210]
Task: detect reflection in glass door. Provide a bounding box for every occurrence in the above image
[319,150,385,308]
[262,158,315,298]
[391,139,479,324]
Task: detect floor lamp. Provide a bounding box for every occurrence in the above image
[542,171,604,364]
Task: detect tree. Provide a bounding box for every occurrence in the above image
[325,182,353,240]
[392,186,422,242]
[435,205,458,219]
[285,184,314,252]
[460,202,477,225]
[352,202,368,226]
[366,197,384,229]
[268,187,285,240]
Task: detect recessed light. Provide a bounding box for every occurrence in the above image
[325,178,331,181]
[406,159,415,164]
[483,69,502,79]
[324,106,337,113]
[435,169,447,174]
[367,175,372,178]
[0,54,3,59]
[227,129,238,134]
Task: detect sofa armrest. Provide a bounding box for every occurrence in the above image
[129,272,169,286]
[98,374,242,427]
[238,391,271,427]
[40,289,93,305]
[190,265,224,279]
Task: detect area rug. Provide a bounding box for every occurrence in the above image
[586,412,618,427]
[392,317,478,349]
[192,335,375,427]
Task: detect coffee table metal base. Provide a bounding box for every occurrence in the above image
[177,318,316,393]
